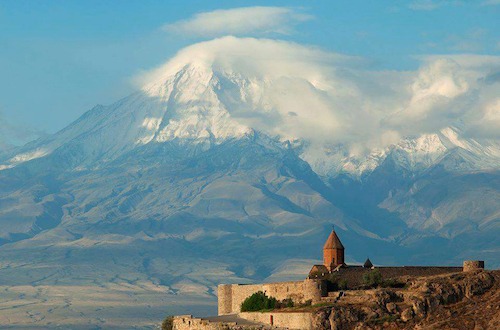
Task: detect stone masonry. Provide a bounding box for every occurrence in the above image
[218,279,325,315]
[463,260,485,272]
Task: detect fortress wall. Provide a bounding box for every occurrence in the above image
[331,266,463,288]
[173,315,235,330]
[173,313,314,330]
[229,283,262,315]
[219,266,464,314]
[218,280,324,315]
[239,311,313,330]
[463,260,484,272]
[217,284,232,315]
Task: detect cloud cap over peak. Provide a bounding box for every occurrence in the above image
[163,6,312,37]
[136,36,360,87]
[134,37,500,163]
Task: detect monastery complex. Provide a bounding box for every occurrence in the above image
[173,228,486,329]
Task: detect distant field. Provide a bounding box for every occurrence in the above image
[0,284,216,329]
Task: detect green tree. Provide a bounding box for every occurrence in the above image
[241,291,278,312]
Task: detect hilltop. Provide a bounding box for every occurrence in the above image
[174,269,499,329]
[314,270,500,330]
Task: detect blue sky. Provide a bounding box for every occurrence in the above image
[0,0,499,144]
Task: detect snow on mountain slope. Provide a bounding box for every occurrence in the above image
[1,38,499,179]
[300,127,500,179]
[0,37,497,253]
[0,37,378,171]
[385,127,500,174]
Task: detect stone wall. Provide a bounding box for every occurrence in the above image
[172,315,224,330]
[463,260,485,272]
[218,266,464,314]
[239,312,313,330]
[217,284,232,317]
[173,313,314,330]
[319,266,464,288]
[218,279,324,315]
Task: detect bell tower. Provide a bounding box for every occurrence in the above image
[323,226,345,271]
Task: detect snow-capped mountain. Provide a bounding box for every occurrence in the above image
[2,55,499,179]
[0,36,498,322]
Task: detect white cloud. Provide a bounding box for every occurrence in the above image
[137,37,371,145]
[385,59,471,133]
[136,37,500,157]
[163,7,312,37]
[464,98,500,138]
[389,55,500,139]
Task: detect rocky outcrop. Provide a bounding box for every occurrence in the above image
[313,270,499,330]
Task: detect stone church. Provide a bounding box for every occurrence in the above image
[308,227,348,277]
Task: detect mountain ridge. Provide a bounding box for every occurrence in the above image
[2,58,499,179]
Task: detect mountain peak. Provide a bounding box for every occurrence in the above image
[2,38,499,177]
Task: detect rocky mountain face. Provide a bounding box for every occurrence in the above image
[312,270,500,330]
[0,43,498,322]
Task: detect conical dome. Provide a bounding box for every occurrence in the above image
[323,229,344,250]
[363,258,373,268]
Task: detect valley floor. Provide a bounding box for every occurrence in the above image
[0,284,215,329]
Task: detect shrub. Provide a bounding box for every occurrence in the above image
[241,291,278,312]
[339,279,349,290]
[362,269,383,288]
[279,298,294,308]
[161,316,173,330]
